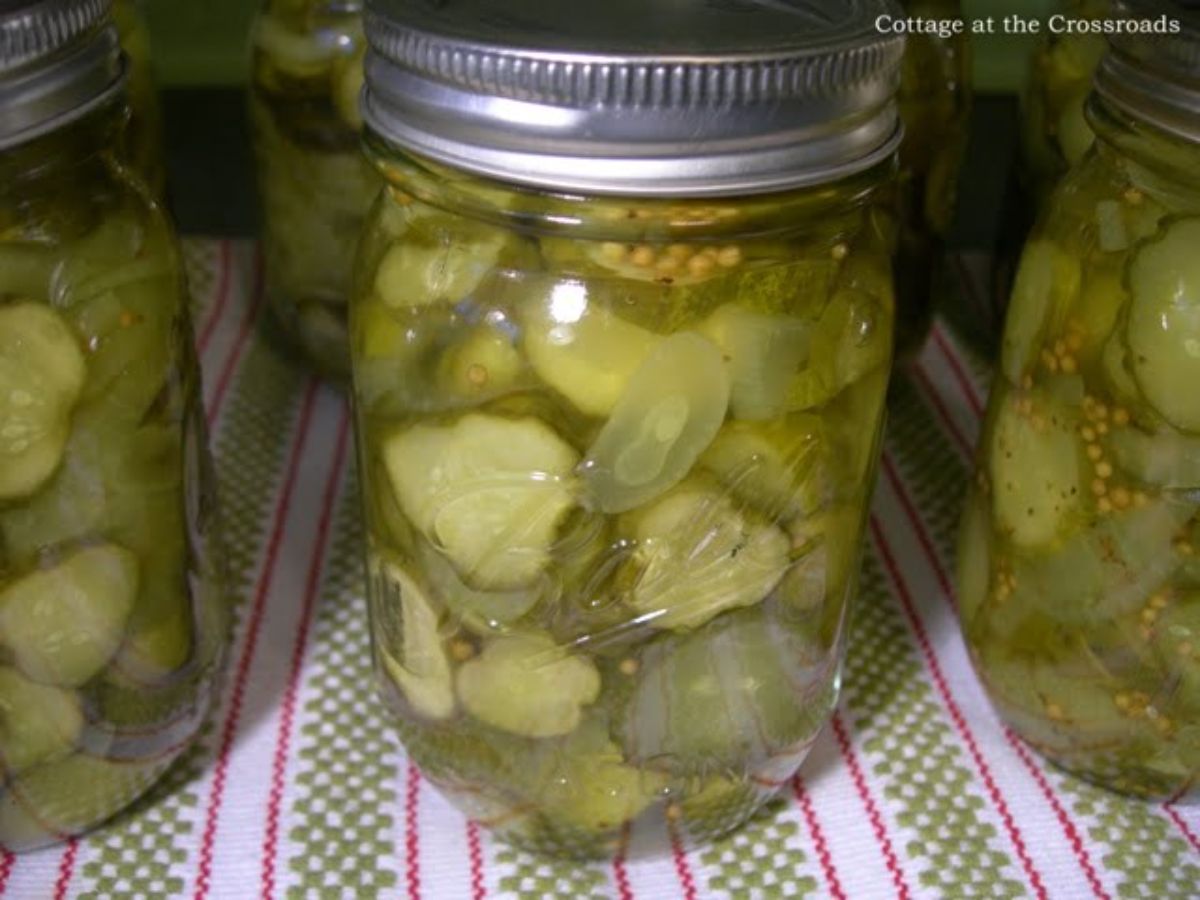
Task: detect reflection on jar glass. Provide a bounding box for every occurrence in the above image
[0,0,227,851]
[248,0,381,381]
[959,0,1200,802]
[352,0,904,858]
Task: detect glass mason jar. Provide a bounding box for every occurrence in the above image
[1020,0,1111,207]
[354,0,903,857]
[893,0,972,359]
[113,0,165,197]
[958,2,1200,802]
[249,0,381,381]
[0,1,226,850]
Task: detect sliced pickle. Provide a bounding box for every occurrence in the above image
[0,303,87,500]
[1001,240,1080,383]
[581,332,729,514]
[1126,219,1200,432]
[1109,427,1200,489]
[698,304,810,421]
[619,609,828,774]
[522,292,661,417]
[417,538,543,631]
[0,544,139,687]
[373,219,510,309]
[456,632,600,738]
[0,244,56,301]
[786,287,889,411]
[621,482,790,632]
[956,489,992,627]
[988,387,1083,548]
[437,323,524,401]
[0,667,82,774]
[375,560,454,721]
[1005,498,1192,627]
[699,416,829,521]
[1,752,170,843]
[382,413,579,590]
[529,719,667,835]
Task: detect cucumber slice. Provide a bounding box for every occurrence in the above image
[1006,497,1191,627]
[1001,240,1080,384]
[581,332,730,514]
[417,538,543,632]
[988,388,1083,548]
[437,323,524,401]
[373,219,509,309]
[675,776,763,842]
[1151,596,1198,697]
[382,414,579,590]
[786,287,890,411]
[373,559,454,721]
[456,632,600,738]
[0,303,87,500]
[1109,427,1200,489]
[109,582,194,686]
[529,719,667,836]
[0,544,139,687]
[0,667,82,774]
[699,417,829,521]
[1126,219,1200,432]
[622,482,789,631]
[0,244,56,302]
[697,304,810,421]
[1057,91,1094,167]
[1,752,170,846]
[956,488,992,628]
[619,609,830,774]
[522,292,661,418]
[331,43,366,130]
[254,14,338,79]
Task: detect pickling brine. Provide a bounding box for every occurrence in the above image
[249,0,380,380]
[352,153,895,856]
[0,0,226,850]
[959,59,1200,800]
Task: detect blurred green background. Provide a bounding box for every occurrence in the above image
[144,0,1054,93]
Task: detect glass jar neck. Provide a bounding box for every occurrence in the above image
[1088,91,1200,201]
[364,131,894,244]
[0,102,128,233]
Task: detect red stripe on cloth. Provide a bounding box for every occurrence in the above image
[667,822,698,900]
[207,247,266,428]
[466,821,486,900]
[881,453,1112,896]
[197,239,233,356]
[792,775,846,900]
[1004,733,1112,900]
[830,714,910,899]
[192,379,321,900]
[869,516,1049,900]
[611,822,634,900]
[911,362,976,460]
[260,404,351,899]
[932,324,985,416]
[0,849,13,897]
[1163,805,1200,854]
[52,839,78,900]
[404,762,422,900]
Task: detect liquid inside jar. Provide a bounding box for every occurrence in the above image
[352,157,896,857]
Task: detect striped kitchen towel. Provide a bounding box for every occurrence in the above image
[5,239,1197,899]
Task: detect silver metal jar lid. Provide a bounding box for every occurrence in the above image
[362,0,906,197]
[0,0,124,151]
[1095,0,1200,144]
